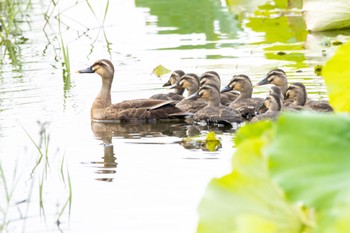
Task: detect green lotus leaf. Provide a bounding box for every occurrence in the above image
[198,123,309,233]
[234,120,273,147]
[268,112,350,233]
[323,40,350,112]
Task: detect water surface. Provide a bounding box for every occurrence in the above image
[0,0,348,232]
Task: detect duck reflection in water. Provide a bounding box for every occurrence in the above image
[88,122,118,182]
[91,121,233,154]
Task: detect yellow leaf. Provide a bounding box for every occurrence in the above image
[152,64,171,77]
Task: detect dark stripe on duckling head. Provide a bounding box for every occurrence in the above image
[267,68,286,75]
[232,74,252,84]
[179,73,200,84]
[201,71,220,79]
[200,83,220,93]
[291,82,306,91]
[173,70,185,77]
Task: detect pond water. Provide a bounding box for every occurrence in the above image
[0,0,349,232]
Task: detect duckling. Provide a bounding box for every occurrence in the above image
[187,84,243,125]
[256,69,289,96]
[258,86,285,114]
[269,86,284,106]
[199,72,239,105]
[251,93,282,122]
[150,70,185,102]
[174,73,208,113]
[221,74,264,120]
[77,59,190,122]
[285,82,333,112]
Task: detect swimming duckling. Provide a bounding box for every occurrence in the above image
[187,84,243,125]
[221,74,264,120]
[285,82,333,112]
[256,69,289,96]
[150,70,185,102]
[251,93,282,122]
[199,72,239,105]
[173,73,207,113]
[77,59,190,122]
[258,86,285,114]
[269,86,284,106]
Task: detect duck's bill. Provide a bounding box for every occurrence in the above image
[220,86,231,93]
[168,82,179,89]
[256,77,269,86]
[77,66,94,73]
[186,92,200,100]
[162,80,172,87]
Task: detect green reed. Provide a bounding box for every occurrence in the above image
[0,0,31,66]
[0,124,73,232]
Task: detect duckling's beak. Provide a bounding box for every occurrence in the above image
[220,86,231,93]
[168,82,180,89]
[77,66,94,73]
[186,91,200,100]
[162,80,172,87]
[256,77,269,86]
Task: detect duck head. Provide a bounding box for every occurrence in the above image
[169,73,199,95]
[199,71,221,88]
[257,69,286,86]
[221,74,251,93]
[187,84,220,106]
[162,70,185,87]
[78,59,115,83]
[285,82,307,105]
[264,93,282,112]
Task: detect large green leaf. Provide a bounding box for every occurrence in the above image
[268,112,350,232]
[198,122,310,233]
[323,40,350,112]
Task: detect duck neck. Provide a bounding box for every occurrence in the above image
[239,87,252,99]
[239,82,253,99]
[207,95,221,108]
[174,87,185,95]
[92,78,112,111]
[187,83,199,96]
[280,81,288,96]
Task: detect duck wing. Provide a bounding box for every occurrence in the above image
[104,99,186,122]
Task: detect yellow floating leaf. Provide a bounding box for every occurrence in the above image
[152,64,171,77]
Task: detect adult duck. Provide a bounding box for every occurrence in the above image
[77,59,189,122]
[150,70,185,102]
